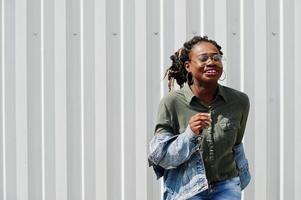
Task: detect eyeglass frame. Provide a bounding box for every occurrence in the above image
[188,53,223,63]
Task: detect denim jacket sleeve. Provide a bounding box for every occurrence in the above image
[233,142,251,190]
[148,125,203,171]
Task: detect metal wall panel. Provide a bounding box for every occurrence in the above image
[43,0,56,199]
[123,0,136,199]
[2,0,17,200]
[226,0,241,91]
[54,0,68,200]
[83,0,96,199]
[94,0,107,200]
[15,0,29,199]
[163,0,174,95]
[282,0,295,200]
[0,0,301,200]
[0,0,3,197]
[3,0,17,199]
[186,0,200,39]
[134,0,148,199]
[202,0,215,38]
[174,0,186,49]
[266,0,281,199]
[146,0,162,199]
[27,0,43,199]
[253,0,268,199]
[66,0,83,199]
[105,0,122,199]
[241,0,255,199]
[294,0,301,199]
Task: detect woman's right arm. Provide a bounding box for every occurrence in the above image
[148,99,211,169]
[148,125,203,169]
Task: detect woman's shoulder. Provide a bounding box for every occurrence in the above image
[159,88,187,108]
[220,85,249,104]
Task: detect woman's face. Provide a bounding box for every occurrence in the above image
[185,42,223,85]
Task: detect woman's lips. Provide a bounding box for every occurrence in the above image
[204,69,218,75]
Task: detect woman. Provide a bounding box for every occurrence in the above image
[148,36,251,200]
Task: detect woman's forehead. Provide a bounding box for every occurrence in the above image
[191,42,219,54]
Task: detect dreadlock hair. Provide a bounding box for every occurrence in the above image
[164,35,223,92]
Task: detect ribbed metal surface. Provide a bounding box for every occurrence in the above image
[0,0,300,199]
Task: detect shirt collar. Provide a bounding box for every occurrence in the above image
[217,84,228,102]
[182,83,195,103]
[182,83,228,104]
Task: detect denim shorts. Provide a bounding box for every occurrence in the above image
[188,177,241,200]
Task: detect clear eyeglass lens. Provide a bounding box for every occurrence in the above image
[199,55,209,62]
[198,54,222,62]
[212,54,222,61]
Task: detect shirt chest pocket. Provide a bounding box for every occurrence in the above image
[217,118,241,146]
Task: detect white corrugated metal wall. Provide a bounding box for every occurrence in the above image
[0,0,300,199]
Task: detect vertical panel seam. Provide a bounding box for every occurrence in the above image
[80,0,85,199]
[160,0,165,195]
[240,1,244,198]
[240,0,244,92]
[160,0,164,98]
[200,0,204,36]
[40,0,46,198]
[1,0,7,198]
[120,0,125,199]
[279,0,284,199]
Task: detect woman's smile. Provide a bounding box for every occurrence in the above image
[203,68,219,76]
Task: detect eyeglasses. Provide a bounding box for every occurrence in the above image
[191,54,222,63]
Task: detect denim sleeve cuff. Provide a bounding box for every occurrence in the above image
[186,125,203,140]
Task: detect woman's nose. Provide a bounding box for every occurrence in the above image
[206,57,214,64]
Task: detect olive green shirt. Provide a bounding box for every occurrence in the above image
[155,83,250,184]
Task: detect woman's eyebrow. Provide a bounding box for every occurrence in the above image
[197,52,219,56]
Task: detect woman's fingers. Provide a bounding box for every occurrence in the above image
[190,120,209,128]
[190,113,211,124]
[189,113,212,134]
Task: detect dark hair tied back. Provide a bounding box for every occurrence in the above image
[164,35,223,91]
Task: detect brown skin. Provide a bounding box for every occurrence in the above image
[185,42,223,135]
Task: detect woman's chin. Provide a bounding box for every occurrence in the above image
[202,75,220,83]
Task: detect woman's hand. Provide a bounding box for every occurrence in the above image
[189,113,211,135]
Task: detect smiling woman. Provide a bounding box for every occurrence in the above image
[148,36,251,200]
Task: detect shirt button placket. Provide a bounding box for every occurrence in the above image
[207,106,215,165]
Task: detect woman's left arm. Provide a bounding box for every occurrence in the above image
[235,95,250,145]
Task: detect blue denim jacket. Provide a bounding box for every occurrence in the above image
[148,126,251,200]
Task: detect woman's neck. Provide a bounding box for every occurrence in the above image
[190,82,218,105]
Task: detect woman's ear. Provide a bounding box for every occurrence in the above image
[184,61,190,72]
